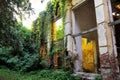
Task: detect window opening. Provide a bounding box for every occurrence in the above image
[52,18,64,69]
[73,0,99,72]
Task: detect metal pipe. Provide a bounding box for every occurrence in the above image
[109,19,120,26]
[72,27,97,37]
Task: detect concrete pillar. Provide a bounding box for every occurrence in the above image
[65,2,82,72]
[72,11,82,72]
[94,0,119,79]
[65,5,73,53]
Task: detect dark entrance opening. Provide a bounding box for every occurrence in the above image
[111,0,120,69]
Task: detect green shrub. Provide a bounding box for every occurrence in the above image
[95,74,102,80]
[36,70,81,80]
[0,47,41,72]
[0,26,42,72]
[0,69,81,80]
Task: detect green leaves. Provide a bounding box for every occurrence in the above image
[0,69,81,80]
[0,0,33,47]
[0,25,41,72]
[0,49,41,72]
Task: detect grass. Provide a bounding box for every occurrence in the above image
[0,69,39,80]
[0,69,81,80]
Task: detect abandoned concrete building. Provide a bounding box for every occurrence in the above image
[44,0,120,79]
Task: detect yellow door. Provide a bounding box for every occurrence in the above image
[82,38,96,72]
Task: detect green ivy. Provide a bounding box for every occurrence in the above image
[31,0,72,70]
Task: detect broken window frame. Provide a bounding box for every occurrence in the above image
[71,0,99,73]
[73,18,120,37]
[72,27,97,37]
[109,19,120,26]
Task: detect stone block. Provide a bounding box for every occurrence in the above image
[67,36,73,51]
[65,23,71,35]
[94,0,103,7]
[97,23,107,46]
[99,47,108,55]
[100,53,110,68]
[95,5,105,24]
[100,68,113,80]
[65,9,71,24]
[74,72,101,80]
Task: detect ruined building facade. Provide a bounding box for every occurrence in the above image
[64,0,120,79]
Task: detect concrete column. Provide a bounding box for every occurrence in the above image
[72,11,82,72]
[65,3,82,72]
[94,0,119,79]
[65,5,73,53]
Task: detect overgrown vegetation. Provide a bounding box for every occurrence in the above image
[0,26,41,72]
[31,0,65,69]
[0,0,79,79]
[0,69,81,80]
[0,0,71,72]
[0,0,33,47]
[0,0,40,72]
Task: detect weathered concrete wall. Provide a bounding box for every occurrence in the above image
[65,0,120,79]
[94,0,119,79]
[72,11,82,72]
[64,5,73,52]
[65,2,83,72]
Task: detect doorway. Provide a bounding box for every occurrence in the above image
[72,0,99,72]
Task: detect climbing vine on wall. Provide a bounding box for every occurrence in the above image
[32,0,72,69]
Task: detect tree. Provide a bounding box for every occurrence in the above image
[0,0,33,47]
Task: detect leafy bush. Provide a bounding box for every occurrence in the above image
[36,70,81,80]
[95,74,102,80]
[40,60,49,68]
[0,27,42,72]
[0,47,41,72]
[0,69,81,80]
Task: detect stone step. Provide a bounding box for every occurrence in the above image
[74,72,101,80]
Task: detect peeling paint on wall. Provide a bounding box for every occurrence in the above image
[82,38,96,72]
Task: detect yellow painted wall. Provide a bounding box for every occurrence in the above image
[53,22,56,41]
[82,38,95,72]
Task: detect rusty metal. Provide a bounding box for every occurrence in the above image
[109,19,120,26]
[72,27,97,37]
[72,19,120,37]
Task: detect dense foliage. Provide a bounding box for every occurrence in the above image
[31,0,72,70]
[0,0,41,71]
[0,0,33,47]
[32,2,53,48]
[0,0,72,74]
[0,25,41,72]
[0,69,81,80]
[32,0,71,47]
